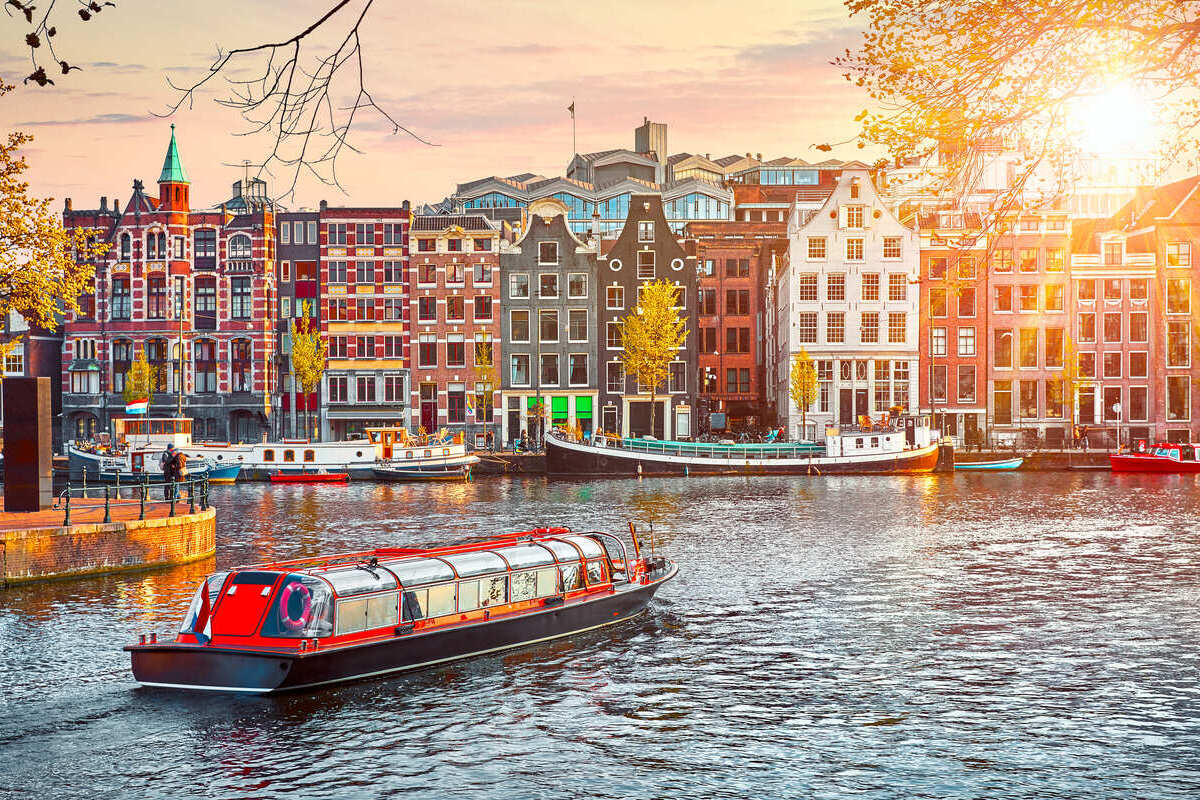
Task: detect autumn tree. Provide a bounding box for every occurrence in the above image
[0,82,105,366]
[620,279,688,438]
[837,0,1195,210]
[290,300,327,440]
[789,348,819,440]
[473,332,497,431]
[122,350,157,406]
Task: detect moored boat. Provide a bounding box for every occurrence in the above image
[125,526,677,693]
[954,457,1024,471]
[546,414,940,477]
[268,471,350,483]
[1110,441,1200,473]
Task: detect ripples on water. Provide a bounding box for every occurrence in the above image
[3,474,1200,798]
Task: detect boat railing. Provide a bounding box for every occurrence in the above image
[51,474,211,526]
[568,431,826,460]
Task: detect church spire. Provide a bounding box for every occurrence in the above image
[158,124,189,185]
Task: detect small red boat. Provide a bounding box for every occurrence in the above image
[268,471,350,483]
[1110,441,1200,473]
[126,526,677,693]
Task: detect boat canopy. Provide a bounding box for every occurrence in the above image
[493,544,557,569]
[563,535,605,559]
[384,558,456,586]
[322,566,398,597]
[440,551,508,577]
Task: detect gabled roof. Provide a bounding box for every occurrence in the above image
[158,125,189,184]
[411,215,497,233]
[713,154,747,167]
[1119,175,1200,230]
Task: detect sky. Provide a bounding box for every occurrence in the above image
[1,0,867,211]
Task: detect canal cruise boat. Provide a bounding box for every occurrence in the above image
[67,418,240,483]
[1110,441,1200,473]
[126,527,677,693]
[546,414,941,477]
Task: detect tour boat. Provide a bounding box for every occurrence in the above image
[1110,442,1200,473]
[125,527,677,693]
[546,415,940,476]
[268,471,350,484]
[954,457,1024,471]
[67,417,220,483]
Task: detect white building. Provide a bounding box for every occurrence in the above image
[775,168,920,438]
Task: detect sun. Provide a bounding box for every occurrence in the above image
[1070,84,1158,154]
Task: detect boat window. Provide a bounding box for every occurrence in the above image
[493,544,556,569]
[406,451,414,460]
[541,538,583,561]
[335,591,399,636]
[458,579,481,612]
[871,437,879,447]
[856,438,864,448]
[369,431,380,443]
[386,557,455,586]
[561,562,582,592]
[178,571,229,634]
[284,450,295,463]
[402,588,427,620]
[323,565,399,597]
[481,575,507,607]
[441,551,507,577]
[356,451,363,458]
[563,535,605,559]
[424,450,432,458]
[262,575,334,638]
[427,583,457,617]
[586,560,607,585]
[511,568,558,602]
[304,449,315,462]
[263,449,275,462]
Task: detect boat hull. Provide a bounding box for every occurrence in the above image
[128,565,675,693]
[1110,454,1200,473]
[954,457,1024,471]
[546,437,940,476]
[268,472,350,483]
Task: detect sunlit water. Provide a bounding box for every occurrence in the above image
[2,474,1200,798]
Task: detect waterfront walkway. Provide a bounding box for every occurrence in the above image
[0,494,195,531]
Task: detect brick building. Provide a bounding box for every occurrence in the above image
[408,215,501,445]
[598,193,698,439]
[62,127,278,443]
[317,202,410,440]
[275,210,321,438]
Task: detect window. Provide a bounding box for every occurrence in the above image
[474,295,493,321]
[930,288,947,318]
[146,275,167,319]
[700,327,717,353]
[1019,328,1037,368]
[846,238,864,261]
[383,335,403,358]
[381,223,402,245]
[445,263,464,285]
[888,274,906,301]
[1129,351,1148,378]
[1168,278,1190,314]
[1129,386,1148,421]
[474,335,494,369]
[540,353,559,386]
[1102,279,1121,301]
[1103,241,1122,265]
[352,223,371,245]
[328,375,348,402]
[1078,312,1096,343]
[231,339,252,392]
[447,239,463,253]
[417,238,434,252]
[353,261,374,283]
[797,312,817,343]
[1019,248,1038,272]
[568,309,587,342]
[887,312,906,344]
[1046,379,1065,418]
[1078,279,1096,301]
[957,365,976,404]
[637,220,654,242]
[993,381,1012,424]
[415,263,436,285]
[958,256,977,279]
[1168,320,1190,367]
[1078,352,1096,378]
[382,298,403,321]
[1039,283,1063,313]
[328,261,347,283]
[1045,248,1064,272]
[384,375,405,404]
[1019,285,1038,312]
[146,230,165,260]
[1168,376,1190,420]
[570,354,588,386]
[418,298,436,325]
[605,285,625,312]
[473,262,492,285]
[474,238,492,252]
[1129,312,1147,342]
[992,250,1013,272]
[356,376,376,403]
[637,250,655,279]
[957,327,975,356]
[511,354,530,386]
[418,334,437,368]
[1019,379,1038,419]
[994,329,1012,368]
[355,298,374,322]
[228,234,251,260]
[808,238,826,259]
[797,274,818,301]
[510,273,530,299]
[307,221,317,243]
[328,336,347,359]
[932,364,947,403]
[119,232,131,260]
[539,241,558,264]
[882,237,902,259]
[700,259,715,276]
[511,310,529,342]
[447,385,465,423]
[862,273,880,301]
[230,277,252,319]
[826,312,845,344]
[932,326,947,357]
[861,312,880,344]
[447,335,465,367]
[539,273,559,299]
[568,273,587,298]
[727,289,750,314]
[726,258,749,277]
[846,205,864,228]
[929,257,947,279]
[607,361,625,393]
[111,277,131,320]
[280,223,291,244]
[1103,352,1122,379]
[1045,328,1063,368]
[994,285,1012,313]
[827,274,845,301]
[539,310,559,343]
[725,328,750,353]
[355,335,375,359]
[1020,218,1039,232]
[1127,279,1148,301]
[1168,241,1192,267]
[1103,312,1122,343]
[958,287,976,317]
[446,296,465,321]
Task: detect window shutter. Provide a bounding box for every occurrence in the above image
[838,205,847,229]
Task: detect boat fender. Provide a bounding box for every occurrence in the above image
[279,582,313,632]
[544,596,565,607]
[394,623,415,636]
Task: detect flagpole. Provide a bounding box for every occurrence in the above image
[570,97,576,160]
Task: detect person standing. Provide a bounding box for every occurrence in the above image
[161,443,179,500]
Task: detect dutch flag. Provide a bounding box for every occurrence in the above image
[125,398,149,415]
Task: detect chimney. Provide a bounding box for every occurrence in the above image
[402,199,410,212]
[64,197,72,212]
[100,196,107,211]
[591,210,600,243]
[756,153,762,161]
[319,199,328,212]
[745,152,751,159]
[113,198,121,215]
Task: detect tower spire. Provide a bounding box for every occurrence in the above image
[158,124,189,185]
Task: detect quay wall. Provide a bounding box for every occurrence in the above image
[0,507,215,587]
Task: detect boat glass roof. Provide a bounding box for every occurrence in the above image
[564,535,605,558]
[493,544,557,568]
[384,557,456,586]
[540,539,583,561]
[441,551,508,577]
[323,566,398,596]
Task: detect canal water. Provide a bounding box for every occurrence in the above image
[2,473,1200,798]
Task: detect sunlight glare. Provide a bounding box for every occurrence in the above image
[1071,84,1157,154]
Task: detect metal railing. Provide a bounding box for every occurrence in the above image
[52,475,211,526]
[553,431,826,460]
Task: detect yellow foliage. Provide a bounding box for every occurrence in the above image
[619,279,688,434]
[123,350,158,405]
[290,300,327,439]
[789,348,818,436]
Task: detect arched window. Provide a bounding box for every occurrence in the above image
[231,338,252,392]
[228,234,252,259]
[194,276,217,330]
[145,232,157,260]
[111,339,133,393]
[146,338,169,392]
[120,233,131,260]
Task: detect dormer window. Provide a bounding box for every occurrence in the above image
[638,221,654,242]
[849,180,860,199]
[1104,241,1122,266]
[846,205,864,229]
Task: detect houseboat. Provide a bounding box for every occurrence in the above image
[1110,441,1200,473]
[67,417,238,483]
[125,526,677,693]
[546,415,941,477]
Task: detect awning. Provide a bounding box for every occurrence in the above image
[575,396,593,420]
[551,396,568,422]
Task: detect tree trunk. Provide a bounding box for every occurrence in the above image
[801,408,807,441]
[649,387,657,439]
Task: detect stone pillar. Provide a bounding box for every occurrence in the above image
[3,377,53,511]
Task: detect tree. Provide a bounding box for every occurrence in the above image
[1051,331,1080,447]
[0,81,105,365]
[836,0,1193,210]
[473,332,497,434]
[290,301,327,440]
[123,349,157,405]
[620,279,688,438]
[789,348,818,440]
